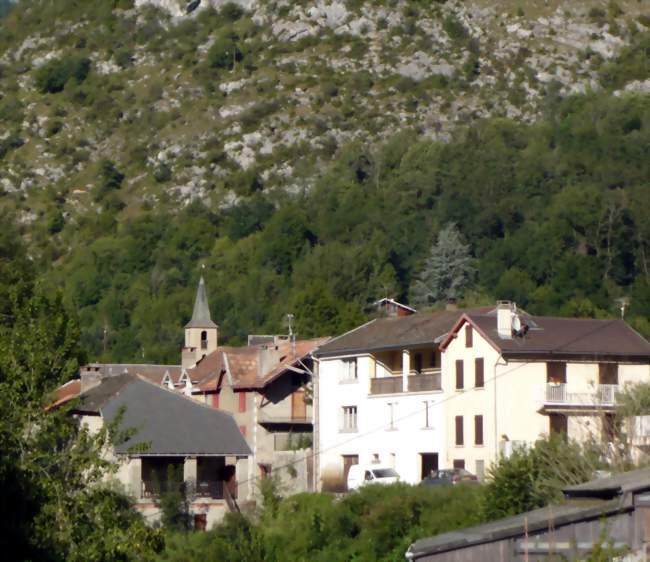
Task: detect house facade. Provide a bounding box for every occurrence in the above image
[315,310,484,490]
[59,373,251,529]
[440,301,650,476]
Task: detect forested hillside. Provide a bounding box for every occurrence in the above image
[0,0,649,363]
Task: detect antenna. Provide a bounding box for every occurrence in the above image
[286,313,295,355]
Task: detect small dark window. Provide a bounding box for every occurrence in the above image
[474,415,484,446]
[453,459,465,470]
[200,330,208,350]
[455,360,464,390]
[455,415,464,446]
[414,353,423,374]
[599,363,618,385]
[465,325,473,348]
[546,362,566,384]
[429,351,437,368]
[475,358,484,388]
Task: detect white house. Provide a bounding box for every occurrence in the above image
[439,301,650,477]
[314,309,485,489]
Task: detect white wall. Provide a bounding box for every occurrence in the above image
[318,353,444,488]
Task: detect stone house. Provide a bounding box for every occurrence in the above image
[57,372,250,529]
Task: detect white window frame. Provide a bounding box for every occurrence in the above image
[340,358,358,383]
[341,405,358,432]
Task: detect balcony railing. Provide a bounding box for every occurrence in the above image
[141,479,224,499]
[408,371,441,392]
[541,383,618,407]
[369,371,442,395]
[370,376,403,395]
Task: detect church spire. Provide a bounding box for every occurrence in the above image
[185,276,217,329]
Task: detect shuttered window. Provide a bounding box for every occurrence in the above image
[475,358,484,388]
[465,325,473,347]
[455,360,464,390]
[455,415,464,446]
[475,415,484,446]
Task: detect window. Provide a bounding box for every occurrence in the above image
[599,363,618,385]
[423,400,433,429]
[455,415,464,446]
[455,360,464,390]
[429,351,438,369]
[341,358,358,382]
[474,415,484,446]
[549,414,567,436]
[200,330,208,349]
[387,402,397,430]
[475,358,484,388]
[341,406,358,432]
[453,459,465,470]
[238,391,247,413]
[465,325,473,348]
[372,453,380,464]
[546,362,566,384]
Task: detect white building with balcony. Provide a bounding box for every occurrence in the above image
[314,309,489,490]
[439,302,650,477]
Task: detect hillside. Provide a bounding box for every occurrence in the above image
[0,0,649,362]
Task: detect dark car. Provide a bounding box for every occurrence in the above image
[420,469,479,486]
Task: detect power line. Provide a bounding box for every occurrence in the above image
[234,359,535,490]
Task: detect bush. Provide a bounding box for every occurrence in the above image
[207,35,242,70]
[34,56,90,93]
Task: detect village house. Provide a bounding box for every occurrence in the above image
[77,276,327,500]
[314,306,490,490]
[53,372,251,529]
[439,301,650,477]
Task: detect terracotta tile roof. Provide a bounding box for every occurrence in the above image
[191,338,329,392]
[47,378,81,410]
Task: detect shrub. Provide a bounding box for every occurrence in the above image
[442,14,467,41]
[34,56,90,93]
[207,35,242,70]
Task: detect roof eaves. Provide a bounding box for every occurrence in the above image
[312,318,378,357]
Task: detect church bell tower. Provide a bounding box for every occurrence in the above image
[182,276,218,368]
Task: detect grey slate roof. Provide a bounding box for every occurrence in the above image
[76,375,250,457]
[467,313,650,361]
[185,276,217,329]
[564,467,650,498]
[314,308,492,357]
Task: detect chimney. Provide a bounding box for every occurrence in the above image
[80,368,102,393]
[445,299,458,311]
[497,301,514,339]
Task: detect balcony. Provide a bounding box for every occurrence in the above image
[141,479,224,499]
[369,371,442,395]
[370,376,403,395]
[539,383,618,409]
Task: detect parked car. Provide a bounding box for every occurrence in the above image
[420,469,479,486]
[347,465,400,490]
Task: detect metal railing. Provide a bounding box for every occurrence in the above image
[370,371,442,395]
[542,383,618,407]
[141,479,224,499]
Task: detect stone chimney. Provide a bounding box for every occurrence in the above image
[497,301,514,339]
[80,366,103,393]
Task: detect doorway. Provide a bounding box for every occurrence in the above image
[420,453,439,479]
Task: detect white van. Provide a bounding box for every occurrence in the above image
[347,465,400,491]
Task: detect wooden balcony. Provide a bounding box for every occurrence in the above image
[370,376,403,395]
[369,371,442,395]
[408,371,441,392]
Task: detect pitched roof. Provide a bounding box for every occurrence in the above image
[408,468,650,560]
[314,308,492,357]
[74,374,251,457]
[81,363,183,385]
[445,312,650,361]
[185,276,217,329]
[191,338,328,391]
[47,378,81,410]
